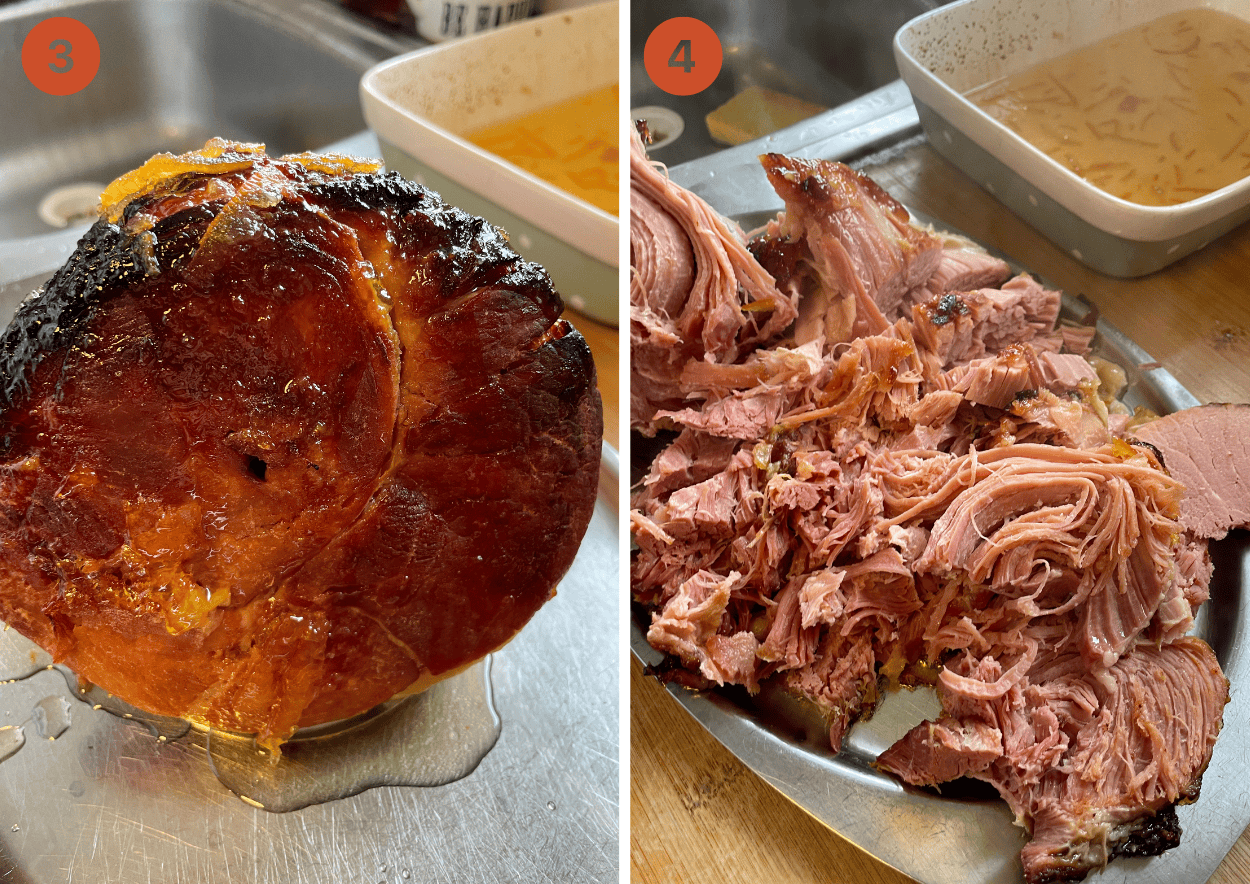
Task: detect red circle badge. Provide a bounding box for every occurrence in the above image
[643,17,723,97]
[22,17,101,97]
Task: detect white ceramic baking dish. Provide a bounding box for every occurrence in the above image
[361,0,618,325]
[895,0,1250,277]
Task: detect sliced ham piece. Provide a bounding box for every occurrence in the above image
[639,429,739,498]
[1133,403,1250,539]
[906,230,1012,304]
[781,625,880,752]
[946,348,1096,410]
[646,569,762,690]
[910,275,1062,374]
[631,186,696,319]
[875,716,1003,785]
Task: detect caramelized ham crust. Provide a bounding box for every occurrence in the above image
[0,140,602,748]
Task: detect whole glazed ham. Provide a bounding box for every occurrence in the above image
[0,139,602,749]
[630,139,1237,883]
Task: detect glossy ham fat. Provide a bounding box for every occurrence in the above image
[0,140,602,748]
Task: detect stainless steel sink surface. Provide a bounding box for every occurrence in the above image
[0,0,420,301]
[630,0,954,167]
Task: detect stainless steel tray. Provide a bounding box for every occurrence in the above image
[0,445,620,883]
[630,151,1249,884]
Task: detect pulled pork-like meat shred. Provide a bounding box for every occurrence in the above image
[630,125,797,434]
[631,148,1235,884]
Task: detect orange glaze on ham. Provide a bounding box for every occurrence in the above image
[0,140,602,750]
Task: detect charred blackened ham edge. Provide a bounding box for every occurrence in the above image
[630,136,1239,883]
[0,139,602,749]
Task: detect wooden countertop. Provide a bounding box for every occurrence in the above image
[630,137,1250,884]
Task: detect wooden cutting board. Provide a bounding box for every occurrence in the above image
[630,135,1250,884]
[705,86,829,147]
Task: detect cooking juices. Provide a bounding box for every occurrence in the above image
[465,83,618,215]
[0,633,500,813]
[203,660,500,812]
[968,9,1250,206]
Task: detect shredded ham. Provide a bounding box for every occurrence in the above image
[879,639,1228,881]
[754,153,944,345]
[630,146,1237,884]
[630,125,797,433]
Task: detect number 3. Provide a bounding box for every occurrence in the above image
[49,38,73,73]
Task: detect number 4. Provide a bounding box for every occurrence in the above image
[668,38,694,74]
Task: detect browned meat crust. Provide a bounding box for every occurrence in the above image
[0,140,602,748]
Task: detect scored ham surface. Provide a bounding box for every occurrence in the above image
[630,135,1237,884]
[0,139,602,749]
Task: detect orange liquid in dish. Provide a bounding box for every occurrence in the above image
[467,84,619,216]
[968,9,1250,206]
